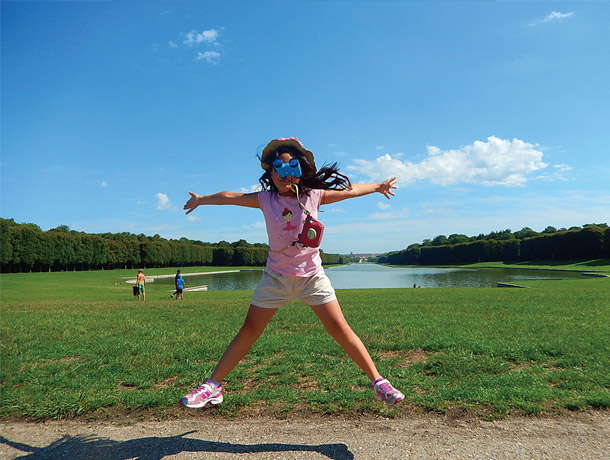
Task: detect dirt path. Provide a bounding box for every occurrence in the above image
[1,411,608,459]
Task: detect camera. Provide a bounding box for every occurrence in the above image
[297,216,324,248]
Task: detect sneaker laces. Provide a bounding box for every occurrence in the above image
[373,378,398,395]
[190,383,213,398]
[377,381,396,394]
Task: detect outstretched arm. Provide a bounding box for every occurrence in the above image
[322,177,397,205]
[184,191,260,214]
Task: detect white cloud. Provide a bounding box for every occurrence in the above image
[183,29,219,47]
[197,51,221,64]
[544,11,574,22]
[186,215,201,222]
[369,208,410,220]
[377,202,391,210]
[155,193,171,210]
[350,136,552,187]
[530,11,574,26]
[100,181,108,187]
[238,184,263,193]
[175,28,223,64]
[241,221,266,230]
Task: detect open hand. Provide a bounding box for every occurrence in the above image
[184,192,200,215]
[379,177,397,199]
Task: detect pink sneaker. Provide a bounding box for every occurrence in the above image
[179,381,223,408]
[372,377,404,406]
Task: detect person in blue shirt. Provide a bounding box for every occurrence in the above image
[175,274,185,299]
[171,270,186,299]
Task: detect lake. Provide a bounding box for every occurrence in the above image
[156,264,585,291]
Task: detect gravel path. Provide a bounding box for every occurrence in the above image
[1,411,608,459]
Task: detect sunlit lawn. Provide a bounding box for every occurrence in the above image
[1,263,609,420]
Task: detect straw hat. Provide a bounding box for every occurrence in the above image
[260,137,316,174]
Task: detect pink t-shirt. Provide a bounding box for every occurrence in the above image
[258,189,324,277]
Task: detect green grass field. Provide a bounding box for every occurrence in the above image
[1,262,609,421]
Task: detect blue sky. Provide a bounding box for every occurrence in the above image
[1,1,609,254]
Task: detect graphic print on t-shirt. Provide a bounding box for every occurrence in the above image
[280,207,298,239]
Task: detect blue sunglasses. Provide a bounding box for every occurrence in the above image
[273,158,302,178]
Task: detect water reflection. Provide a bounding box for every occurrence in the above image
[154,264,584,291]
[327,264,583,289]
[156,270,264,291]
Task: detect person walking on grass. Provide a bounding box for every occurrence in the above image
[180,137,404,408]
[171,270,185,299]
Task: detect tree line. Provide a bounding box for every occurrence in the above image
[377,224,610,265]
[0,218,348,273]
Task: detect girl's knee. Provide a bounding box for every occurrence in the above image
[325,320,355,341]
[239,319,265,338]
[240,307,275,338]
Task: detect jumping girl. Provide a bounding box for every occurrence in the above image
[180,137,404,408]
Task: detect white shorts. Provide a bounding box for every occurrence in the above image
[251,267,337,309]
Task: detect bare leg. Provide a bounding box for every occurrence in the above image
[310,300,380,381]
[210,304,277,382]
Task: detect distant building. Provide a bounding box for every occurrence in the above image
[346,252,380,263]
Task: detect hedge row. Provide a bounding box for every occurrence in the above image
[0,219,347,272]
[378,225,610,265]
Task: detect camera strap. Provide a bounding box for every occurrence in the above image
[291,183,312,218]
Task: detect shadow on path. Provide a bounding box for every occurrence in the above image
[1,432,354,460]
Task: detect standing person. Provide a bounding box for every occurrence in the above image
[175,273,185,300]
[180,137,404,409]
[136,269,146,301]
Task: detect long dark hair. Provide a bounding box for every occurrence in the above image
[258,145,352,194]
